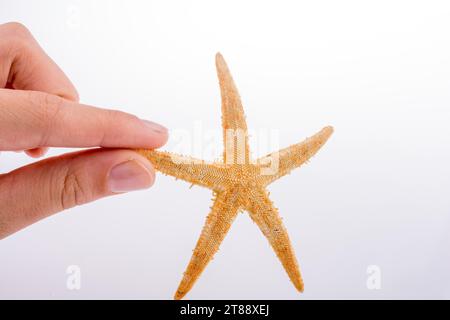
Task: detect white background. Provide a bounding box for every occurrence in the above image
[1,0,450,299]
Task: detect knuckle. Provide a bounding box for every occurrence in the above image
[41,92,64,114]
[0,23,33,67]
[59,168,87,210]
[1,22,31,37]
[1,22,33,47]
[32,92,64,145]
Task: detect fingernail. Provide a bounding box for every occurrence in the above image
[143,120,168,134]
[108,160,154,193]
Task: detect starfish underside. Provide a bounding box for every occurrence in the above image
[137,53,333,300]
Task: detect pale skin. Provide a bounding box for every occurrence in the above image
[0,22,168,240]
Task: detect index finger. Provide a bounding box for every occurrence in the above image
[0,89,168,150]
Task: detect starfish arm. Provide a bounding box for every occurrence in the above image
[216,53,250,164]
[174,190,239,300]
[246,187,304,292]
[257,126,333,186]
[137,149,228,191]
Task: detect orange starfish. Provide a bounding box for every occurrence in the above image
[137,53,333,299]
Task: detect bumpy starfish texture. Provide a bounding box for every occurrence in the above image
[137,53,333,300]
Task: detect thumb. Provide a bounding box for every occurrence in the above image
[0,148,154,239]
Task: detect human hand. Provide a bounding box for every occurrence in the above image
[0,22,168,239]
